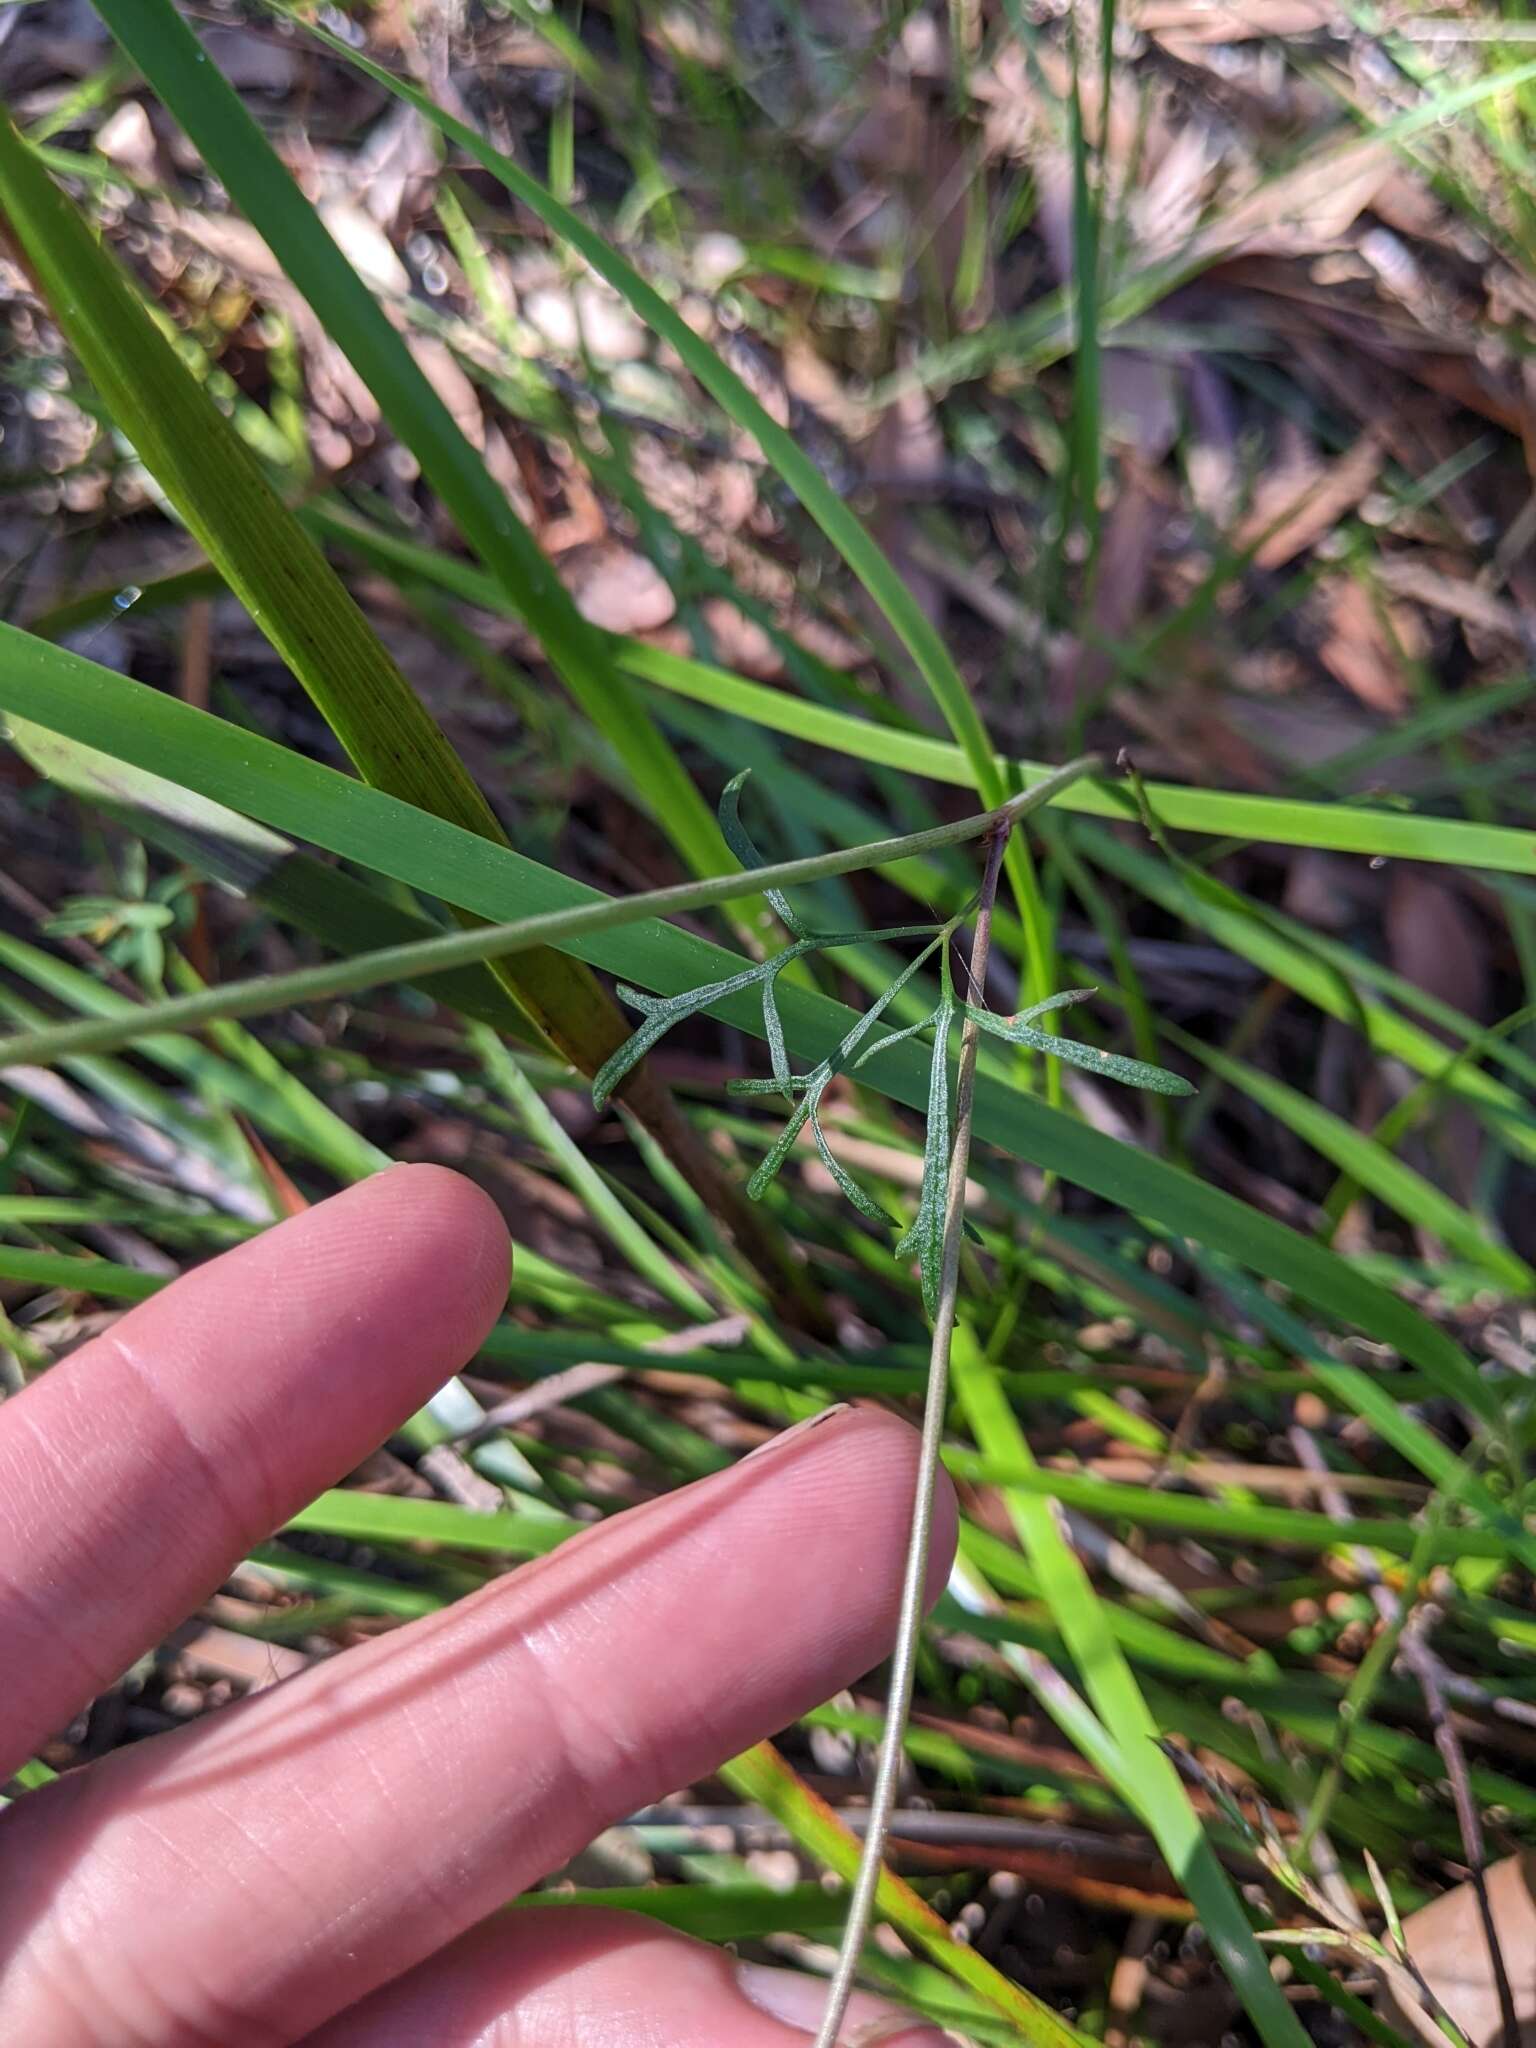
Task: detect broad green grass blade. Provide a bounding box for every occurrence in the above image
[617,638,1536,874]
[1171,1027,1533,1292]
[0,635,1511,1459]
[50,521,1536,876]
[281,19,1064,1030]
[91,0,726,883]
[0,106,622,1086]
[7,719,532,1040]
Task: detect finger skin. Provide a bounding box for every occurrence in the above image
[0,1409,958,2047]
[301,1908,948,2047]
[0,1166,510,1778]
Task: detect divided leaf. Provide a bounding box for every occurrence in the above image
[962,1001,1194,1097]
[592,956,792,1107]
[893,995,955,1317]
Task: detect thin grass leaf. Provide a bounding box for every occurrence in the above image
[286,1489,574,1557]
[615,637,1536,874]
[950,1333,1313,2048]
[278,18,1064,1026]
[474,1025,715,1321]
[1174,1027,1533,1293]
[89,0,727,884]
[719,1743,1092,2046]
[0,104,638,1092]
[0,642,1502,1449]
[53,526,1536,879]
[7,714,535,1026]
[1081,823,1536,1157]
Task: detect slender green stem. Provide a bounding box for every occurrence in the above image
[813,816,1011,2048]
[0,761,1099,1071]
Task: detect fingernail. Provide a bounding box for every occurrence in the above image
[735,1961,953,2045]
[849,2019,959,2047]
[740,1403,850,1463]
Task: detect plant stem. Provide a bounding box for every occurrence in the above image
[812,814,1012,2048]
[0,760,1098,1071]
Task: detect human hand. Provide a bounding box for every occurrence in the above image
[0,1167,959,2045]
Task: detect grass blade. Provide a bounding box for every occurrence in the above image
[0,103,625,1088]
[0,636,1510,1465]
[719,1742,1091,2046]
[951,1329,1311,2048]
[92,0,727,883]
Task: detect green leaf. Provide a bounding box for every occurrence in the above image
[0,101,624,1086]
[617,638,1536,876]
[962,1002,1195,1097]
[89,0,727,885]
[950,1331,1312,2048]
[594,960,790,1108]
[0,639,1506,1461]
[719,770,810,939]
[807,1098,895,1226]
[893,997,954,1317]
[1176,1027,1533,1293]
[719,1743,1092,2046]
[1079,821,1536,1157]
[276,16,1066,1035]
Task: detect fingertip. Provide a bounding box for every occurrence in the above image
[779,1406,957,1608]
[359,1164,512,1337]
[926,1447,960,1607]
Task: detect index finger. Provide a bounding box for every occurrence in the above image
[0,1165,510,1778]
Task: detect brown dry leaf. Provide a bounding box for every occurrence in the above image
[557,544,677,634]
[1051,465,1166,717]
[1386,867,1488,1022]
[1240,428,1383,570]
[787,612,864,670]
[868,377,948,629]
[700,597,783,679]
[405,335,484,452]
[175,1625,309,1691]
[317,198,409,295]
[95,99,158,176]
[1375,556,1530,645]
[1130,120,1218,260]
[1317,576,1414,716]
[1129,0,1333,41]
[1378,1853,1536,2047]
[1209,136,1395,258]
